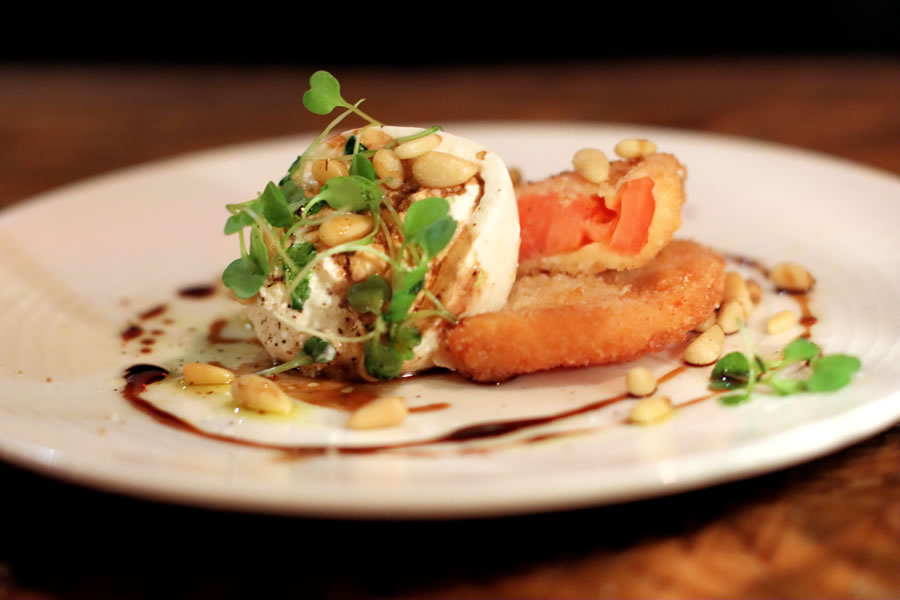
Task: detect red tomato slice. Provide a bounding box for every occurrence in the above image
[517,176,655,260]
[609,177,655,254]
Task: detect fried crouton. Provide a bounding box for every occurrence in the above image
[446,240,724,382]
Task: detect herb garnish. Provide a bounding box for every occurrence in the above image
[222,71,458,379]
[710,333,861,405]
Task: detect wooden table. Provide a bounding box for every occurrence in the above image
[1,59,899,598]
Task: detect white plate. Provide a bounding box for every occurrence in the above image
[1,123,898,518]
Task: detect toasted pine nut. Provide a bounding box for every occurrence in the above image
[684,324,725,365]
[746,279,763,304]
[625,366,657,397]
[508,167,522,186]
[412,151,479,188]
[615,138,657,158]
[630,395,673,425]
[572,148,610,183]
[694,311,717,333]
[723,272,752,317]
[766,310,799,334]
[359,128,394,150]
[347,396,407,430]
[232,375,292,415]
[311,158,349,185]
[717,300,745,334]
[372,148,404,189]
[349,251,386,282]
[394,134,442,159]
[184,362,235,385]
[319,214,375,248]
[770,262,815,292]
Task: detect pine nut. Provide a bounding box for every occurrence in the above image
[349,251,386,281]
[232,375,293,415]
[318,214,375,247]
[629,395,673,425]
[625,366,657,397]
[684,324,725,365]
[723,272,752,315]
[766,310,799,334]
[412,151,479,188]
[614,138,657,159]
[572,148,610,183]
[359,128,394,150]
[372,148,405,189]
[717,300,745,334]
[770,263,815,292]
[347,396,407,430]
[746,279,763,304]
[394,134,442,159]
[183,362,235,385]
[694,311,717,333]
[311,158,349,185]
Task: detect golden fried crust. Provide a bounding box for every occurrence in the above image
[517,153,686,276]
[446,240,724,382]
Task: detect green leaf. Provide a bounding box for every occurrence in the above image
[404,197,450,240]
[391,323,422,361]
[224,211,254,235]
[303,337,336,363]
[302,70,345,115]
[768,376,806,395]
[222,257,265,299]
[806,354,861,392]
[364,339,404,380]
[285,241,316,268]
[259,181,294,228]
[350,153,377,180]
[290,280,310,311]
[385,264,428,323]
[783,338,821,364]
[344,136,367,155]
[347,275,391,315]
[255,335,334,378]
[710,352,751,390]
[417,215,457,258]
[719,392,751,406]
[279,179,306,206]
[249,227,269,274]
[318,176,382,213]
[284,242,316,311]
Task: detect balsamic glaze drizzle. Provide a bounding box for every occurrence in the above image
[121,263,818,456]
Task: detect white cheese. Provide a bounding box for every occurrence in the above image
[244,126,519,378]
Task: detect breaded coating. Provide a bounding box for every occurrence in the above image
[517,153,686,276]
[446,240,724,382]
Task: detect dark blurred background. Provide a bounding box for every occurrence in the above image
[1,4,900,599]
[3,2,897,65]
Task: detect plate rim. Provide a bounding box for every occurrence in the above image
[1,121,899,518]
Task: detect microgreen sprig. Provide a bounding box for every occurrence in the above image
[302,71,382,126]
[346,195,458,379]
[221,70,458,379]
[257,337,337,376]
[710,328,861,404]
